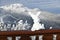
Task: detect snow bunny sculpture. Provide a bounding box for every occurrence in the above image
[28,11,45,31]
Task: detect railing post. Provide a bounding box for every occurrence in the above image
[35,35,39,40]
[57,34,60,40]
[43,34,53,40]
[20,35,31,40]
[12,36,16,40]
[0,36,7,40]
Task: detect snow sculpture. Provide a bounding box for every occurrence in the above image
[28,11,45,31]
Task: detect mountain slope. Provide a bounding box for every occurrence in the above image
[0,3,60,29]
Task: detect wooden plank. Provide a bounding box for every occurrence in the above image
[43,34,53,40]
[0,30,60,40]
[0,30,60,36]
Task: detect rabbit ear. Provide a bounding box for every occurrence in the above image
[28,11,33,16]
[36,11,41,16]
[28,12,31,15]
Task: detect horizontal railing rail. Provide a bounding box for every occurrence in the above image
[0,29,60,40]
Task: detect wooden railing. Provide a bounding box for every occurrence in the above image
[0,29,60,40]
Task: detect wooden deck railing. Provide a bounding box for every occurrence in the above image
[0,29,60,40]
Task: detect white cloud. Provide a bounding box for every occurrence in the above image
[0,3,41,17]
[0,3,26,13]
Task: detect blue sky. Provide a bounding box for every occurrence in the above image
[0,0,60,14]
